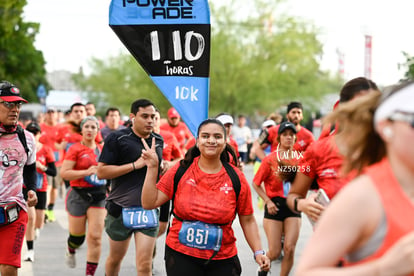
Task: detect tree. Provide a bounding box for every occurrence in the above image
[0,0,47,102]
[209,0,342,116]
[74,0,342,119]
[398,51,414,81]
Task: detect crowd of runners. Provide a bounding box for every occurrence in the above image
[1,77,414,276]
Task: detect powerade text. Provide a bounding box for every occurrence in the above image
[123,0,194,19]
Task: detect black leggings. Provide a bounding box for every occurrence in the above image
[165,245,242,276]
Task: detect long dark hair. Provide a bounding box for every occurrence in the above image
[180,118,239,168]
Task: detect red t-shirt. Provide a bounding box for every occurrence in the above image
[157,157,254,260]
[160,122,194,151]
[228,137,239,158]
[267,124,315,154]
[36,145,55,191]
[298,135,354,199]
[39,123,59,150]
[64,142,103,188]
[160,129,183,161]
[253,152,287,198]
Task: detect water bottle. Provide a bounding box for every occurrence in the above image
[283,181,291,197]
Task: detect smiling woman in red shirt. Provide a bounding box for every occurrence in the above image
[141,118,270,276]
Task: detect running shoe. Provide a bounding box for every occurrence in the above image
[65,248,76,268]
[257,197,264,210]
[46,210,56,222]
[24,250,34,262]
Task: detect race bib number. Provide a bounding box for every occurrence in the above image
[178,221,222,251]
[36,172,44,189]
[122,207,159,229]
[84,174,107,186]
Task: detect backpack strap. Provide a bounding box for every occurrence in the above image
[171,162,241,219]
[170,165,188,221]
[16,125,29,156]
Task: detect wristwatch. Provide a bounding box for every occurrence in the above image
[294,197,303,213]
[254,250,265,259]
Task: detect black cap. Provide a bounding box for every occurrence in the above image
[26,122,41,134]
[287,102,303,113]
[278,121,297,135]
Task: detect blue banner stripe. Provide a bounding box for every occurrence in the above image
[152,76,209,136]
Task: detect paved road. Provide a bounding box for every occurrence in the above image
[20,164,313,275]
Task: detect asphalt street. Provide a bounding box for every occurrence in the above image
[19,164,313,275]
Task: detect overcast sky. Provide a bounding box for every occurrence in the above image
[24,0,414,86]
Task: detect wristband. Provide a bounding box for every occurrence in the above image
[254,250,265,259]
[132,162,136,171]
[294,197,303,213]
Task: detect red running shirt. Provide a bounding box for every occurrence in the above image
[345,158,414,275]
[267,125,315,154]
[298,135,354,199]
[160,122,194,151]
[157,157,254,260]
[35,145,55,191]
[253,152,297,198]
[64,142,102,188]
[160,129,183,161]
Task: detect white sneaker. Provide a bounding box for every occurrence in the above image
[65,248,76,268]
[24,250,34,262]
[35,228,40,240]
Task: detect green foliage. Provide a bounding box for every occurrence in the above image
[0,0,47,102]
[398,51,414,81]
[73,54,169,116]
[74,0,342,118]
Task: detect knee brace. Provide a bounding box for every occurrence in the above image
[67,234,85,249]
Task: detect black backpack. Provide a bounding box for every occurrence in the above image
[16,125,30,156]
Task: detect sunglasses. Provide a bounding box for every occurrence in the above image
[0,101,23,109]
[389,112,414,128]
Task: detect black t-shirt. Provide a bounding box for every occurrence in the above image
[99,127,163,207]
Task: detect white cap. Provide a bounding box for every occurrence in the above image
[216,114,234,125]
[374,83,414,128]
[262,119,276,128]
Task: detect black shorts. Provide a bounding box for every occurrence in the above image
[264,197,301,221]
[165,245,242,276]
[35,191,47,210]
[22,188,46,210]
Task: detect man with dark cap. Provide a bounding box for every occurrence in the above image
[253,101,315,161]
[0,80,38,275]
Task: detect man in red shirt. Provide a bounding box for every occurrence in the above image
[160,107,194,154]
[39,107,61,222]
[253,102,315,161]
[154,110,183,174]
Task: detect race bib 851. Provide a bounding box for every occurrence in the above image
[178,221,222,251]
